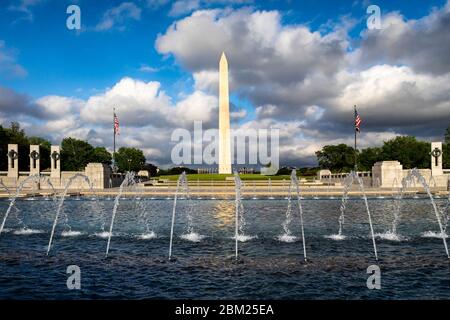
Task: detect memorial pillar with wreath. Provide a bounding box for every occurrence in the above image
[50,145,61,179]
[430,142,443,176]
[7,144,19,178]
[29,145,40,175]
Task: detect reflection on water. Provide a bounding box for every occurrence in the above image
[212,200,235,227]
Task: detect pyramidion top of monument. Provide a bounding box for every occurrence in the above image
[220,52,228,65]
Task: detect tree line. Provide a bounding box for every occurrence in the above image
[315,133,450,173]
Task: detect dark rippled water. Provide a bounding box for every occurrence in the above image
[0,196,449,299]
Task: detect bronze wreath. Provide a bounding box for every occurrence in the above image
[51,151,60,161]
[30,150,40,160]
[430,147,442,158]
[8,150,18,160]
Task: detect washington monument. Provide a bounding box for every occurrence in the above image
[219,52,232,174]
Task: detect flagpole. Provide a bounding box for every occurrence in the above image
[354,105,357,172]
[113,107,116,172]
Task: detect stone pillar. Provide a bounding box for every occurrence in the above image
[431,142,443,176]
[7,144,19,178]
[85,163,111,189]
[29,145,40,175]
[50,145,61,178]
[317,169,331,181]
[372,161,403,188]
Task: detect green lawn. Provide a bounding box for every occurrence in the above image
[154,173,303,181]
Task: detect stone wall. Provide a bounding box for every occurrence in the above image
[372,161,403,188]
[371,162,448,189]
[84,163,111,189]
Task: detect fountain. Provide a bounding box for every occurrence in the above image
[42,177,57,201]
[233,173,255,248]
[168,172,203,260]
[388,177,408,240]
[0,174,59,236]
[412,176,420,198]
[373,177,385,199]
[278,170,307,262]
[47,173,94,255]
[373,176,409,241]
[332,173,354,240]
[178,175,201,241]
[89,179,98,201]
[0,179,12,199]
[279,181,294,243]
[440,192,450,234]
[327,171,378,260]
[384,169,449,255]
[327,175,334,199]
[129,179,155,239]
[23,176,40,200]
[0,174,42,237]
[105,172,135,257]
[6,168,444,264]
[408,169,449,258]
[168,174,181,260]
[429,176,437,188]
[234,172,241,259]
[391,177,399,199]
[375,177,381,188]
[429,176,441,198]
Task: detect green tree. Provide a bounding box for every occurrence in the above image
[358,147,383,171]
[445,125,450,144]
[443,143,450,169]
[142,163,158,177]
[443,126,450,169]
[61,138,95,171]
[0,125,8,170]
[91,147,112,165]
[115,147,146,172]
[315,144,356,172]
[7,122,28,145]
[381,136,430,169]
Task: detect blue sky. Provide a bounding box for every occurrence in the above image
[1,0,449,166]
[1,0,444,98]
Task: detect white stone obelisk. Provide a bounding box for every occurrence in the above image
[218,52,232,174]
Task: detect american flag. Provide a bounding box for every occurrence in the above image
[354,106,361,133]
[114,112,120,135]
